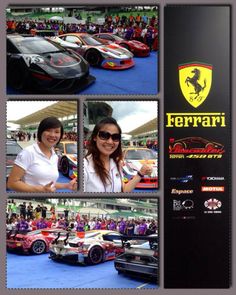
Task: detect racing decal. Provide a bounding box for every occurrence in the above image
[173,199,194,211]
[201,186,225,192]
[179,62,212,108]
[170,175,193,183]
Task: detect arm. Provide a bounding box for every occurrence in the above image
[122,164,153,193]
[7,165,56,192]
[54,178,77,191]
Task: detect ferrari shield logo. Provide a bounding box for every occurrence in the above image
[179,62,213,108]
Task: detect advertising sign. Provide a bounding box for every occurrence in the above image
[164,5,231,288]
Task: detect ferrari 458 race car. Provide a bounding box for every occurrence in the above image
[114,234,158,281]
[54,141,77,178]
[7,34,95,94]
[169,137,224,150]
[122,148,158,189]
[58,33,135,69]
[6,228,67,255]
[93,33,150,57]
[49,230,123,265]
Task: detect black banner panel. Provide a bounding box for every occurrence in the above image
[164,6,231,288]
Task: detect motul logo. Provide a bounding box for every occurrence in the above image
[201,186,224,192]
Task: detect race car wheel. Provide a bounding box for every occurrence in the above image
[120,43,130,51]
[85,49,102,67]
[87,246,103,265]
[60,157,69,177]
[30,240,46,255]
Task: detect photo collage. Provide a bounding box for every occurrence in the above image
[3,2,234,294]
[5,4,159,290]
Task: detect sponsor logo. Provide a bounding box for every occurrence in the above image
[201,176,225,181]
[171,189,193,195]
[204,198,222,214]
[169,137,225,159]
[179,62,213,108]
[201,186,225,192]
[166,112,226,128]
[170,175,193,183]
[173,199,194,211]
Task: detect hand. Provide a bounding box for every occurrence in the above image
[68,178,77,191]
[43,181,56,192]
[139,164,153,176]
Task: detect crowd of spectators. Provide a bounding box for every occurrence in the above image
[6,200,158,236]
[6,12,158,50]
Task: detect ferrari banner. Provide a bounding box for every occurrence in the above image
[164,6,231,288]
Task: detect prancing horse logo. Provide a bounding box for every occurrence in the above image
[179,62,213,108]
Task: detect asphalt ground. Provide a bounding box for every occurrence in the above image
[7,51,158,95]
[7,253,158,289]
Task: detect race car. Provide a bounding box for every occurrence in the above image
[49,230,123,265]
[6,138,22,180]
[7,34,95,94]
[122,148,158,189]
[54,141,77,178]
[6,228,67,255]
[169,137,224,151]
[93,33,150,57]
[58,33,135,69]
[114,234,158,281]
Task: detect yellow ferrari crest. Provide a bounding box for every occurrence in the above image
[179,62,213,108]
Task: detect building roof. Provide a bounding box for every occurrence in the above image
[10,101,77,127]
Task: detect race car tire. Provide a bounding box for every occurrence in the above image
[30,240,46,255]
[85,49,102,67]
[60,157,70,177]
[120,43,130,51]
[87,246,104,265]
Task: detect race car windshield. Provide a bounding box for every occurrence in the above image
[7,143,22,155]
[125,149,156,160]
[65,143,77,154]
[16,39,65,54]
[81,35,102,46]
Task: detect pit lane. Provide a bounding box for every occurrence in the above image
[7,52,158,95]
[7,253,158,289]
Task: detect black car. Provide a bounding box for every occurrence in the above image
[7,34,95,94]
[6,139,22,180]
[114,234,158,282]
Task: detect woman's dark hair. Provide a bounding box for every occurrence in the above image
[37,117,64,144]
[85,117,122,186]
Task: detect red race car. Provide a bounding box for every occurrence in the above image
[93,33,150,57]
[6,228,67,255]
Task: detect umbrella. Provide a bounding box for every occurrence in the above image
[49,16,64,22]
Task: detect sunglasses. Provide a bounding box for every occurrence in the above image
[98,131,121,142]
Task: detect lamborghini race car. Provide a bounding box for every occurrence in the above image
[7,34,95,94]
[6,228,67,255]
[54,141,77,178]
[49,230,123,265]
[93,33,150,57]
[58,33,135,69]
[114,234,158,281]
[122,148,158,189]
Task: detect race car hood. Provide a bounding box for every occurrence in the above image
[128,40,149,49]
[97,44,133,59]
[21,51,89,79]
